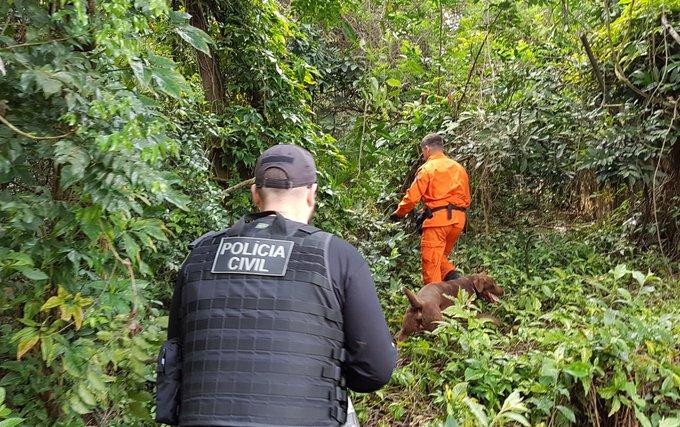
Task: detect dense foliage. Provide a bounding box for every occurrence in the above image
[0,0,678,425]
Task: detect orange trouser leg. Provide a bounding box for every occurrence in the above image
[421,220,465,285]
[421,226,451,284]
[440,222,464,279]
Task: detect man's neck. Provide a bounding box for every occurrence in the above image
[427,151,446,160]
[259,205,310,224]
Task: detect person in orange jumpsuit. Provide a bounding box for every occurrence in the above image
[390,133,471,285]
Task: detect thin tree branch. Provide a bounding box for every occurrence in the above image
[661,12,680,46]
[221,178,255,197]
[651,100,677,277]
[0,37,70,50]
[0,114,72,140]
[613,50,673,107]
[579,33,606,104]
[453,10,502,118]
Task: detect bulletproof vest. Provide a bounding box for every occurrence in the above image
[178,211,347,426]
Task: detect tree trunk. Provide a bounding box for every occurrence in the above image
[186,0,230,182]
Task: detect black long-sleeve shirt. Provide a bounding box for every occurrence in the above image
[167,223,397,392]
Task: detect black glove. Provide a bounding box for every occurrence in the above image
[389,213,401,222]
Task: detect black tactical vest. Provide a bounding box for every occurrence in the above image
[178,212,347,426]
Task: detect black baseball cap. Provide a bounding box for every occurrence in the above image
[254,144,318,189]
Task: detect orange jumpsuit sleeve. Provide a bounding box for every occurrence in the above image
[395,170,429,217]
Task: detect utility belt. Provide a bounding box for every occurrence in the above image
[415,203,467,234]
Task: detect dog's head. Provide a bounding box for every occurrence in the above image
[468,273,504,303]
[397,288,442,341]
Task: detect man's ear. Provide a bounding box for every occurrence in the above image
[251,184,263,211]
[307,183,317,207]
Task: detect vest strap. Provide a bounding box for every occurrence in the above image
[331,406,348,424]
[183,296,343,324]
[181,399,335,424]
[184,378,341,400]
[184,314,344,342]
[184,357,342,381]
[183,336,346,362]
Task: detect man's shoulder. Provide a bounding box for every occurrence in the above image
[441,156,466,172]
[326,234,365,261]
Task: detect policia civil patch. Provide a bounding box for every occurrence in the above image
[211,237,294,276]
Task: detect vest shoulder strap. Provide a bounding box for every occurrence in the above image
[294,223,321,235]
[188,230,223,250]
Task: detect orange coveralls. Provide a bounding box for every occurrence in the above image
[395,152,471,285]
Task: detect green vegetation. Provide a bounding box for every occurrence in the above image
[0,0,678,425]
[356,224,680,426]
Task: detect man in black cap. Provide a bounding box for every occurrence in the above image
[157,144,397,426]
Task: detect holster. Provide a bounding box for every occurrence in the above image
[155,338,182,425]
[415,207,433,235]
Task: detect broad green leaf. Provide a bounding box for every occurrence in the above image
[174,26,214,56]
[128,400,150,420]
[634,408,652,427]
[78,383,96,406]
[444,415,459,427]
[659,418,680,427]
[17,333,39,360]
[148,55,190,99]
[87,369,108,393]
[386,78,401,87]
[34,70,62,96]
[464,397,488,426]
[617,287,631,300]
[557,405,576,423]
[16,266,48,281]
[502,412,530,426]
[631,270,646,286]
[68,394,91,415]
[608,397,621,416]
[565,361,591,378]
[612,264,628,279]
[539,358,558,379]
[40,334,56,365]
[0,387,5,402]
[128,391,153,402]
[41,296,63,311]
[0,419,25,427]
[128,58,150,87]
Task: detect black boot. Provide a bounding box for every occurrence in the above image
[443,270,461,281]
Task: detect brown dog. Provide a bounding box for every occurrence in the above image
[397,274,504,341]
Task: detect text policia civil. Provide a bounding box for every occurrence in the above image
[211,237,294,276]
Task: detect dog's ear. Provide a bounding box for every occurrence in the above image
[471,276,487,293]
[404,288,423,309]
